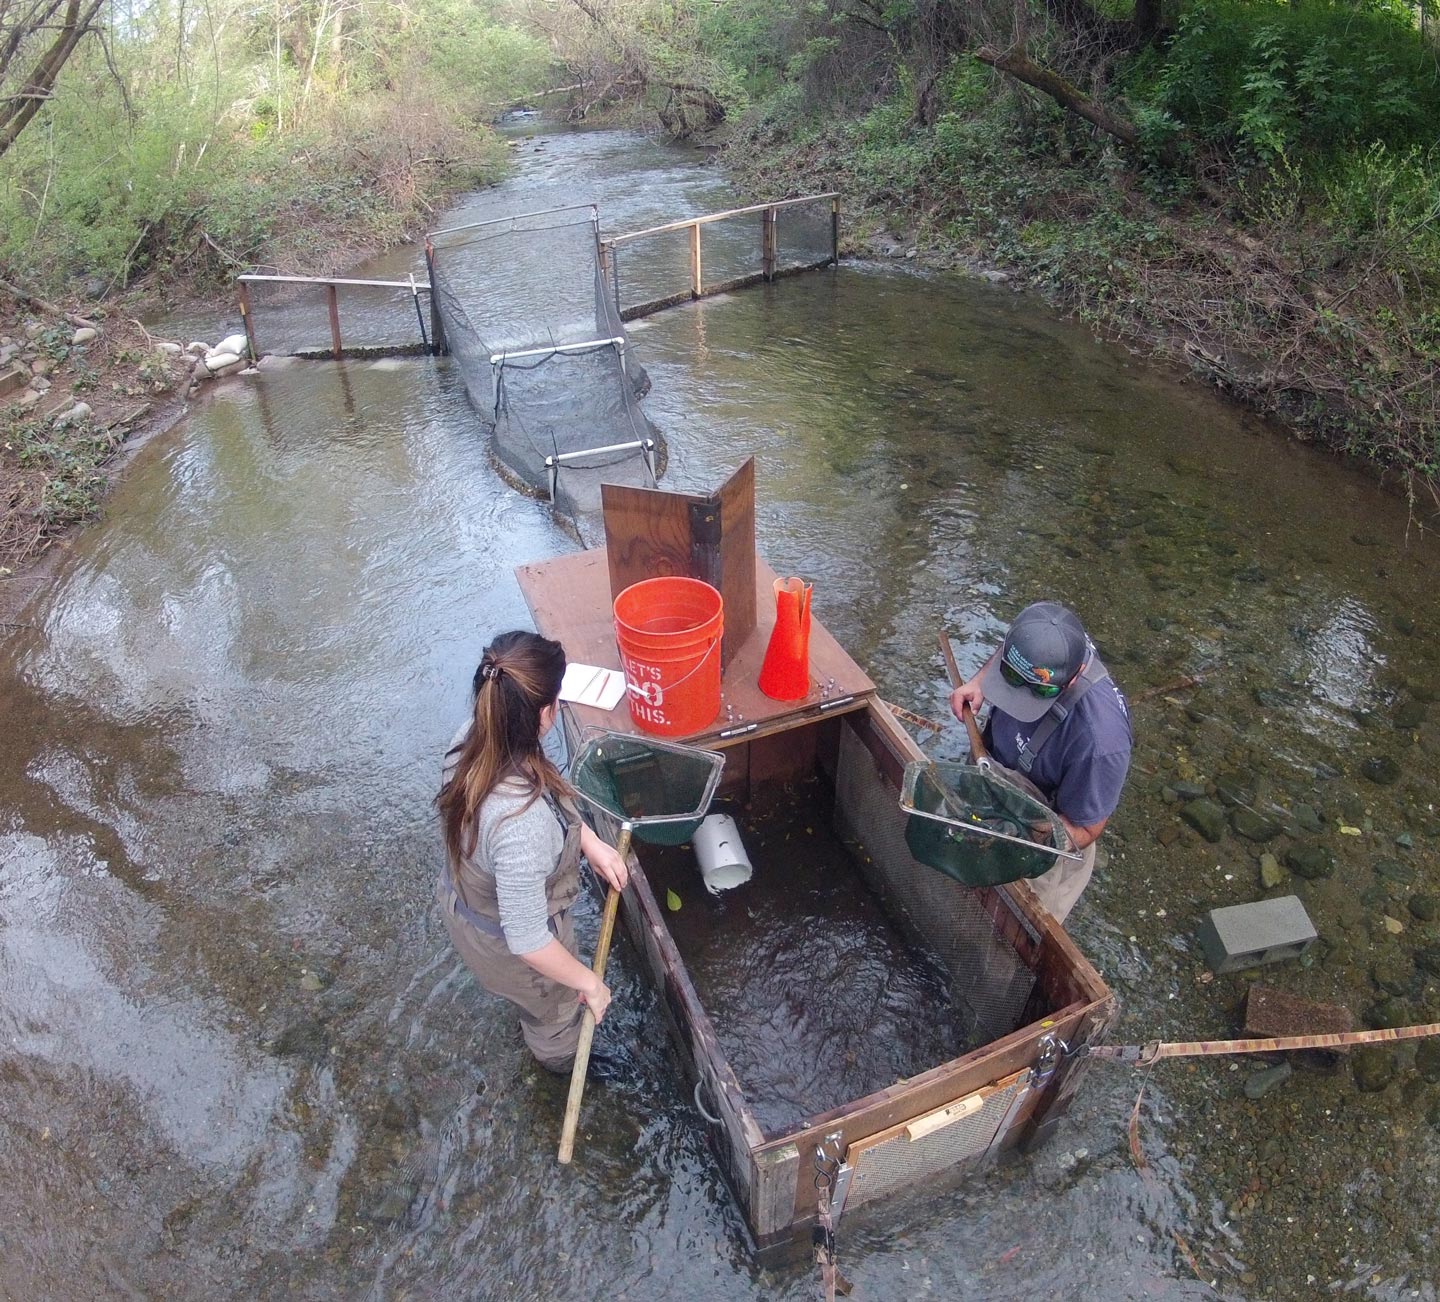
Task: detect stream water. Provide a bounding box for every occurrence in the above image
[4,124,1440,1301]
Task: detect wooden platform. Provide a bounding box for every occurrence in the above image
[515,547,875,746]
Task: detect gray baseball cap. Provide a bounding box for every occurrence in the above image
[979,601,1090,723]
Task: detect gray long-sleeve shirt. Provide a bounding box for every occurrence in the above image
[444,724,566,956]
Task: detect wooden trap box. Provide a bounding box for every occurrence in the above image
[516,476,1113,1247]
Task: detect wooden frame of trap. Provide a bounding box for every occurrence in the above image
[516,459,1114,1248]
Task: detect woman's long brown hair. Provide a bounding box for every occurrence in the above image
[436,630,573,862]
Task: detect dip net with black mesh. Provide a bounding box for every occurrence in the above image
[425,205,658,526]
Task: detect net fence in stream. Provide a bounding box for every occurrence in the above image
[426,206,657,516]
[605,196,837,319]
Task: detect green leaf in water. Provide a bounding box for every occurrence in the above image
[666,888,683,912]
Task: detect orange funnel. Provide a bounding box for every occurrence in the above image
[758,577,813,701]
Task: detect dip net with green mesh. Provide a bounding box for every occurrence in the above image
[900,759,1077,888]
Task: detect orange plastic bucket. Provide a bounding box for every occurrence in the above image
[613,577,724,737]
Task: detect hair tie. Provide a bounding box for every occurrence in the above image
[480,661,502,683]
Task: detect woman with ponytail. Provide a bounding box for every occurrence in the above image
[436,630,629,1073]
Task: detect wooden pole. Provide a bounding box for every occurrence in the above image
[689,223,703,299]
[558,824,631,1165]
[761,208,776,282]
[326,284,342,359]
[830,196,841,266]
[238,281,258,362]
[938,631,988,761]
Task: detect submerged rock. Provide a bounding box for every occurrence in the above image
[1290,803,1325,836]
[1361,756,1402,786]
[272,1016,330,1061]
[1244,1062,1292,1099]
[1231,808,1278,842]
[1415,945,1440,977]
[1375,858,1416,885]
[1365,997,1411,1030]
[1214,770,1256,808]
[1182,799,1227,843]
[1352,1046,1397,1092]
[1408,894,1438,922]
[1394,701,1428,730]
[1286,844,1335,880]
[364,1179,420,1225]
[1416,1039,1440,1083]
[1371,953,1414,997]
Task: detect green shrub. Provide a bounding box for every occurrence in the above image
[1127,0,1440,164]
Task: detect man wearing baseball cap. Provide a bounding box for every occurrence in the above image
[949,601,1132,922]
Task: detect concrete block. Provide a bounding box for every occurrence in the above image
[1197,895,1317,975]
[0,362,29,398]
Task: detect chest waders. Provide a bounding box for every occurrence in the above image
[438,791,588,1073]
[441,792,583,940]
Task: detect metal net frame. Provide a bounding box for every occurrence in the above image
[900,759,1077,889]
[569,731,726,847]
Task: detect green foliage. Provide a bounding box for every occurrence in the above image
[0,0,551,289]
[1128,0,1440,164]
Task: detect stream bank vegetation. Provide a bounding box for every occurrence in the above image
[0,0,554,576]
[550,0,1440,506]
[2,0,1437,553]
[0,0,553,294]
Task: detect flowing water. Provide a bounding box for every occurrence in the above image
[4,124,1440,1300]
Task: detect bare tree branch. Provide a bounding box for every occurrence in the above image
[0,0,105,159]
[974,43,1140,145]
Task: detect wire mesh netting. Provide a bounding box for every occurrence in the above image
[569,731,725,847]
[426,206,656,513]
[901,760,1069,888]
[605,198,836,318]
[243,281,431,356]
[773,201,837,274]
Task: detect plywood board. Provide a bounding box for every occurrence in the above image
[714,458,757,653]
[601,481,701,593]
[517,547,873,747]
[600,459,757,671]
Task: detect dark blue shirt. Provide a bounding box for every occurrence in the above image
[985,675,1133,826]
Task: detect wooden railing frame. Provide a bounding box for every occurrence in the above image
[235,272,437,361]
[600,193,840,321]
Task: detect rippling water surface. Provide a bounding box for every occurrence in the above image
[4,125,1440,1301]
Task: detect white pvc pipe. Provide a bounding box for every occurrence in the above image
[692,814,753,894]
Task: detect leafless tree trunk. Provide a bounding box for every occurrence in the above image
[0,0,106,160]
[975,43,1140,145]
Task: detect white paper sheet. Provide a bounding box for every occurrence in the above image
[559,663,627,711]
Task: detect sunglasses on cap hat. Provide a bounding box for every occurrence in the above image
[998,657,1064,699]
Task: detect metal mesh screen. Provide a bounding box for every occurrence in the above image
[243,280,430,356]
[606,198,836,318]
[843,1075,1023,1211]
[834,723,1038,1045]
[774,200,837,273]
